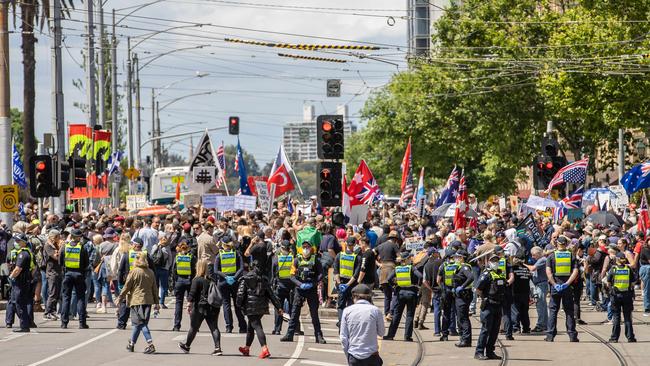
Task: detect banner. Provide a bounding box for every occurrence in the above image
[93,130,111,162]
[88,173,109,199]
[516,213,543,246]
[69,124,91,158]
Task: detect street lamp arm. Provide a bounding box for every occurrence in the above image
[159,90,218,111]
[140,127,226,149]
[115,0,167,26]
[131,24,207,50]
[138,45,207,71]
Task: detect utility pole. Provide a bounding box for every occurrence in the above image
[126,38,134,169]
[151,89,158,169]
[0,0,11,225]
[134,54,142,169]
[618,128,625,182]
[51,0,65,213]
[156,101,162,167]
[98,2,106,129]
[111,9,119,207]
[86,0,97,128]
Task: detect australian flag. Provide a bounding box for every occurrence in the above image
[621,161,650,195]
[12,142,27,189]
[435,166,459,207]
[236,138,252,195]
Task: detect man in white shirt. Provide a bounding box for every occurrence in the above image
[340,284,384,366]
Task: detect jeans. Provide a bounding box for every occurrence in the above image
[381,284,393,316]
[92,271,102,303]
[130,305,152,344]
[432,292,442,335]
[589,279,601,306]
[40,271,48,302]
[155,268,169,304]
[534,282,548,329]
[639,265,650,312]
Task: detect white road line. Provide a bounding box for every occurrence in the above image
[26,329,118,366]
[307,327,339,332]
[309,336,341,343]
[0,333,28,342]
[301,360,346,366]
[172,334,244,341]
[307,347,343,354]
[283,335,305,366]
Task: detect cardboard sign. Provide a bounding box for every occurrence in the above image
[236,195,257,211]
[255,181,270,211]
[126,195,147,211]
[183,194,201,207]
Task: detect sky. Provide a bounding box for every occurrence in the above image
[9,0,408,169]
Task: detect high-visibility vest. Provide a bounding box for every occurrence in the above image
[613,266,631,292]
[277,254,293,279]
[396,265,412,287]
[298,255,315,268]
[128,249,147,270]
[9,248,18,263]
[339,253,357,279]
[554,250,572,276]
[64,242,82,269]
[17,248,35,271]
[220,250,237,274]
[444,263,459,287]
[498,258,507,274]
[175,254,192,276]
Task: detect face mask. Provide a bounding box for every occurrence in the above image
[14,242,21,250]
[353,245,361,254]
[488,262,499,271]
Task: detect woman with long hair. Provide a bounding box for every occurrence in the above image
[117,252,159,354]
[237,260,283,359]
[178,258,223,355]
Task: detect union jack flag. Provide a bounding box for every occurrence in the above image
[642,162,650,177]
[546,157,588,191]
[216,141,226,188]
[356,178,381,204]
[561,185,584,209]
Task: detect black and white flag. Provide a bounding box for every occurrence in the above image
[189,130,217,170]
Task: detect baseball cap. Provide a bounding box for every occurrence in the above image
[103,227,117,239]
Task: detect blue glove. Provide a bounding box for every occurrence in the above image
[7,277,16,286]
[554,284,563,293]
[455,286,464,295]
[300,283,313,290]
[559,283,569,292]
[339,284,348,293]
[226,276,235,285]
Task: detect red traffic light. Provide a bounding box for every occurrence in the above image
[36,161,46,171]
[546,162,553,169]
[230,117,238,125]
[322,120,333,132]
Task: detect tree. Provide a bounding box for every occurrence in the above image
[10,108,23,155]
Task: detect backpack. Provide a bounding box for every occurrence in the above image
[152,246,165,267]
[108,250,122,278]
[206,280,222,308]
[29,236,46,270]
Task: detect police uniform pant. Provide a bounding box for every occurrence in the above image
[547,286,577,340]
[455,291,472,344]
[501,288,513,336]
[610,292,635,341]
[45,273,62,315]
[274,286,301,334]
[174,277,191,329]
[380,283,393,317]
[61,271,87,326]
[286,288,322,337]
[12,283,32,330]
[475,303,502,357]
[218,281,247,332]
[5,287,17,326]
[440,291,456,336]
[337,280,355,323]
[386,289,418,340]
[414,286,432,326]
[511,291,530,332]
[573,284,583,321]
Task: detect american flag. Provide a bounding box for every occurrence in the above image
[561,185,584,209]
[399,138,414,206]
[546,157,588,191]
[642,162,650,177]
[553,205,566,224]
[216,142,226,188]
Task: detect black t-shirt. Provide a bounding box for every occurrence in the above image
[360,249,377,285]
[512,264,531,294]
[424,257,443,290]
[249,243,269,269]
[375,240,400,262]
[319,234,341,256]
[15,249,33,285]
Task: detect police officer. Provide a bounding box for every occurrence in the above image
[474,254,506,360]
[172,241,196,331]
[383,253,422,342]
[545,236,579,342]
[5,239,20,328]
[451,250,474,347]
[333,238,361,325]
[272,240,298,335]
[494,246,515,340]
[7,234,34,332]
[437,250,458,341]
[117,237,152,329]
[511,250,531,334]
[281,241,326,344]
[605,253,637,343]
[214,235,247,333]
[58,228,90,329]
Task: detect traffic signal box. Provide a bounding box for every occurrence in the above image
[318,161,342,207]
[317,115,344,160]
[229,116,240,135]
[29,155,55,198]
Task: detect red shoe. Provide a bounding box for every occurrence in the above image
[239,346,250,356]
[259,346,271,359]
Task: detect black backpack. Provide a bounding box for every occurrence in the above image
[152,247,165,267]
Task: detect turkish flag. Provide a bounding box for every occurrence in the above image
[268,164,295,198]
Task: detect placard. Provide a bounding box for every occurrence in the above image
[256,181,270,211]
[126,195,147,211]
[236,195,257,211]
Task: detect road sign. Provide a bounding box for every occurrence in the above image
[124,167,140,181]
[327,79,341,97]
[171,175,185,184]
[126,194,147,211]
[0,185,19,212]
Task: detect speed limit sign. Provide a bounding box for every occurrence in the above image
[0,185,19,212]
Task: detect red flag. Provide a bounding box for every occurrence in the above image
[268,164,295,198]
[175,180,181,202]
[342,175,351,219]
[453,174,467,231]
[347,160,381,206]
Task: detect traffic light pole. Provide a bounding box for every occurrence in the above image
[111,9,119,208]
[0,1,12,226]
[51,0,65,214]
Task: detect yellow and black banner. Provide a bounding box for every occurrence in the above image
[278,53,347,63]
[225,37,381,51]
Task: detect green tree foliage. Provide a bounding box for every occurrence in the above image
[347,0,650,199]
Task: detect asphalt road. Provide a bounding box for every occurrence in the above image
[0,299,349,366]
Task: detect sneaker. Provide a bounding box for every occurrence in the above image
[315,335,327,344]
[608,338,618,343]
[486,353,502,360]
[643,312,650,317]
[212,348,223,356]
[239,346,250,356]
[505,335,515,341]
[13,328,30,333]
[280,335,294,342]
[474,354,489,360]
[628,338,637,343]
[161,304,169,309]
[259,346,271,359]
[179,342,190,354]
[544,336,554,342]
[96,303,102,309]
[144,344,156,354]
[172,326,180,332]
[79,324,89,329]
[126,341,134,352]
[418,324,429,330]
[531,326,545,333]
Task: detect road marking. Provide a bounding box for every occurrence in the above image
[283,335,305,366]
[309,336,341,343]
[0,333,28,342]
[307,347,343,354]
[307,326,339,332]
[26,329,118,366]
[301,360,346,366]
[172,334,244,341]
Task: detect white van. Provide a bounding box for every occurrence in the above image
[149,166,194,204]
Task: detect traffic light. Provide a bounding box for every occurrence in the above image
[29,155,55,198]
[229,116,239,135]
[70,156,87,189]
[55,156,71,192]
[318,161,342,207]
[317,114,344,159]
[533,155,568,190]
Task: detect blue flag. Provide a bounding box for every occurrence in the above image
[621,162,650,195]
[235,138,252,195]
[287,194,294,214]
[435,166,459,207]
[12,142,27,189]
